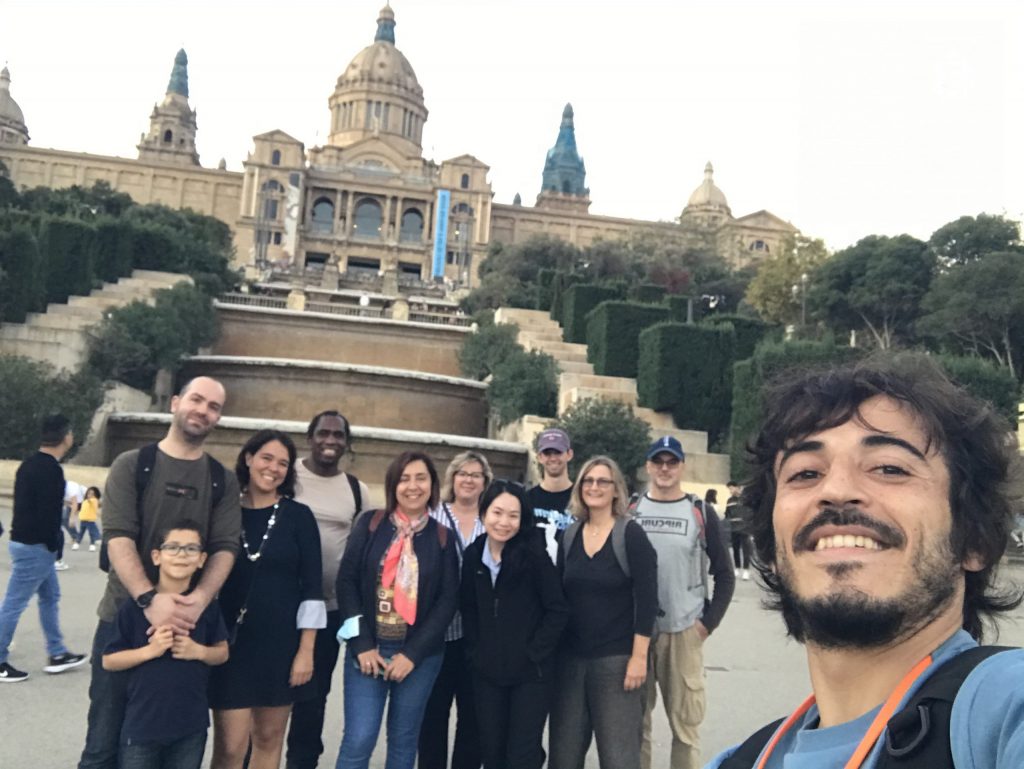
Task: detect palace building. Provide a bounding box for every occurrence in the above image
[0,5,797,294]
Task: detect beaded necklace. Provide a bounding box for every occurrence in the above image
[241,499,280,562]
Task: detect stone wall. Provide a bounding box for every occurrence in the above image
[179,356,488,437]
[212,304,469,377]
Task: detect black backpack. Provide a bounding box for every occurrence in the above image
[719,645,1013,769]
[99,443,226,572]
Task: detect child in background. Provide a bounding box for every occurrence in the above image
[77,486,102,553]
[102,520,229,769]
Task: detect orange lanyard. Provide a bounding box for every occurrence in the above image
[756,654,934,769]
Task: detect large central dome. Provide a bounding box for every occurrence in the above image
[326,5,428,156]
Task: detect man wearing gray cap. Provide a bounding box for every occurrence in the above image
[634,436,734,769]
[526,428,576,563]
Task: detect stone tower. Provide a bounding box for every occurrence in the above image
[137,49,200,166]
[536,103,590,213]
[0,66,29,145]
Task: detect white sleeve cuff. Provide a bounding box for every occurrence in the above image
[296,600,327,629]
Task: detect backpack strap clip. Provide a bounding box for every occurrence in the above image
[884,703,932,759]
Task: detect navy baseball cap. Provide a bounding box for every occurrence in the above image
[646,435,685,461]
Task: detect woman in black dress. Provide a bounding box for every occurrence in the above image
[460,480,568,769]
[210,430,325,769]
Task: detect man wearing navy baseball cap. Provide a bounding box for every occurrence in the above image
[633,436,734,769]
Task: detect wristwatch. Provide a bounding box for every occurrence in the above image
[135,589,157,609]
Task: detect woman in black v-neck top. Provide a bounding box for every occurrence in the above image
[549,456,657,769]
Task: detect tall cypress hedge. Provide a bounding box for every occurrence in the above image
[586,301,669,378]
[39,216,97,304]
[702,314,777,361]
[0,223,45,322]
[629,283,667,304]
[562,284,620,343]
[549,272,584,327]
[635,322,734,445]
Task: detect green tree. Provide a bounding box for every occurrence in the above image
[556,398,651,487]
[929,213,1021,265]
[0,161,18,209]
[917,252,1024,378]
[0,356,103,459]
[745,235,829,325]
[487,349,559,426]
[810,234,934,349]
[458,321,522,380]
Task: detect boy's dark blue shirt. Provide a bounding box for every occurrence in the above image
[105,597,228,746]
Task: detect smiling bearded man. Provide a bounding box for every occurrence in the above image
[706,354,1024,769]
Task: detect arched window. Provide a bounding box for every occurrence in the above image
[162,129,173,144]
[460,173,470,189]
[353,198,383,239]
[400,208,424,243]
[271,149,281,166]
[311,197,335,233]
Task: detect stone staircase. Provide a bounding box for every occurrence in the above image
[0,270,191,372]
[494,307,730,483]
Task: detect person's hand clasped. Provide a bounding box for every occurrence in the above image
[384,653,415,682]
[147,625,174,658]
[624,654,647,691]
[357,649,387,677]
[170,633,203,661]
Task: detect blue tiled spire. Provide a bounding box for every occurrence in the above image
[166,49,189,98]
[541,103,588,197]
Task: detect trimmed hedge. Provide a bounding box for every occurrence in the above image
[702,314,777,361]
[562,284,620,344]
[586,301,669,378]
[666,295,695,323]
[629,283,667,304]
[937,354,1018,426]
[39,216,97,304]
[636,322,734,445]
[549,272,584,326]
[728,340,863,479]
[536,269,557,311]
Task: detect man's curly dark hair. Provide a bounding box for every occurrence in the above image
[743,352,1022,641]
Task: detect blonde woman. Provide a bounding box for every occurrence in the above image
[549,456,658,769]
[419,451,493,769]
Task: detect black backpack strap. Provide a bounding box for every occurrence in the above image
[717,717,785,769]
[100,443,159,573]
[879,645,1014,767]
[346,473,362,514]
[206,454,226,509]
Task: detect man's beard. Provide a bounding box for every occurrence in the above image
[774,508,961,650]
[174,412,212,445]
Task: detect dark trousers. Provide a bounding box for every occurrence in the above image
[286,610,342,769]
[79,620,129,769]
[417,638,481,769]
[118,730,206,769]
[474,675,551,769]
[730,532,752,569]
[549,653,645,769]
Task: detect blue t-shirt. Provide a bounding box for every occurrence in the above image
[105,598,228,746]
[705,630,1024,769]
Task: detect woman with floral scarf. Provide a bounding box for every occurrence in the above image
[334,451,459,769]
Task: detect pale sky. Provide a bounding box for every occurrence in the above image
[3,0,1023,251]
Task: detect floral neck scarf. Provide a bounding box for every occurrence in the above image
[381,511,427,625]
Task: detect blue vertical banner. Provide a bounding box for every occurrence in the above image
[432,189,451,279]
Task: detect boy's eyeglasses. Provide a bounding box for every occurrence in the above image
[159,543,203,557]
[580,478,614,488]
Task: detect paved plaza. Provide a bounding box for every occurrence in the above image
[2,509,1023,769]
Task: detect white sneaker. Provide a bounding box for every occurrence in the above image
[88,544,96,552]
[734,568,739,578]
[55,560,69,571]
[71,542,80,551]
[742,569,751,581]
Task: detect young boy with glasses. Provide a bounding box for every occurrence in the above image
[102,520,229,768]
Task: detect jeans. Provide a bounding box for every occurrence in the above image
[0,541,67,663]
[79,521,102,545]
[335,642,444,769]
[79,619,129,769]
[418,638,481,769]
[287,610,343,768]
[118,731,206,769]
[548,653,645,769]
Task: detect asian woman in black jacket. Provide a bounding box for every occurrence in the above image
[460,480,569,769]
